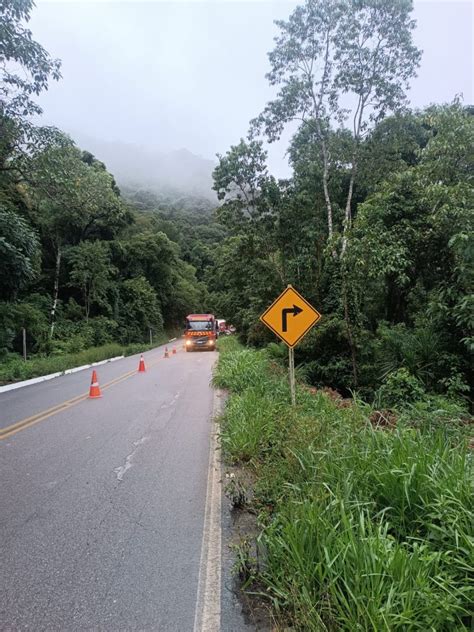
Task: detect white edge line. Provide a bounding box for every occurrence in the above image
[193,388,222,632]
[168,337,177,342]
[0,355,125,394]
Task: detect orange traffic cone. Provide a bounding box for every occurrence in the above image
[89,370,102,398]
[138,354,146,372]
[164,347,169,358]
[172,348,177,355]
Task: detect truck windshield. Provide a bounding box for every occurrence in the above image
[187,321,212,331]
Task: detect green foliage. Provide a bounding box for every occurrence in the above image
[220,388,282,463]
[0,206,40,298]
[216,344,474,631]
[67,241,115,319]
[1,1,472,415]
[0,0,61,121]
[27,141,130,245]
[213,138,268,205]
[0,334,169,384]
[254,0,421,142]
[376,368,426,409]
[118,276,163,343]
[0,6,212,371]
[0,343,123,384]
[213,344,272,394]
[0,298,48,357]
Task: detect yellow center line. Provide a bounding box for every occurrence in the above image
[0,350,176,441]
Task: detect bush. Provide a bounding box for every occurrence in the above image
[86,317,118,346]
[376,368,426,409]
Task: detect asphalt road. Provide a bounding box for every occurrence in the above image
[0,342,223,631]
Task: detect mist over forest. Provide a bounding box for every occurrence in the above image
[68,133,217,201]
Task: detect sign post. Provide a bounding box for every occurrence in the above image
[260,285,321,406]
[289,346,296,406]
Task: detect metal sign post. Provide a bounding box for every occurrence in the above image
[289,346,296,406]
[260,285,321,406]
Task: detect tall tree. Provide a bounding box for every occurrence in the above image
[0,0,61,120]
[26,140,129,336]
[0,204,40,299]
[253,0,421,252]
[68,241,115,320]
[0,0,62,170]
[213,139,286,283]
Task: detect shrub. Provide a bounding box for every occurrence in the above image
[376,368,426,409]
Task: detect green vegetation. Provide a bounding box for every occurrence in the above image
[0,336,169,385]
[210,0,473,409]
[2,0,473,627]
[211,99,473,405]
[0,1,222,380]
[2,0,471,405]
[215,340,473,630]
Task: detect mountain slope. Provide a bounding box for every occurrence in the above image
[71,133,217,201]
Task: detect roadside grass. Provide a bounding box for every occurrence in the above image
[0,334,171,385]
[214,341,474,631]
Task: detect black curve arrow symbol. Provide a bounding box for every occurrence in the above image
[281,304,303,332]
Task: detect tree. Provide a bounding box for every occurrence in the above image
[357,111,430,193]
[213,139,287,283]
[118,276,163,343]
[26,140,130,336]
[119,231,178,307]
[347,104,474,394]
[249,0,421,384]
[253,0,421,251]
[0,0,61,121]
[68,241,115,320]
[213,139,269,211]
[0,0,62,174]
[0,204,40,299]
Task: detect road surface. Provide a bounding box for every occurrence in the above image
[0,342,228,631]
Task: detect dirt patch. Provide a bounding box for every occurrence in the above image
[370,409,398,429]
[222,463,278,631]
[303,384,353,409]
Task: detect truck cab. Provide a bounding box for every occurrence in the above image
[184,314,217,351]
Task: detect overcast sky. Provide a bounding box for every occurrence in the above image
[31,0,473,177]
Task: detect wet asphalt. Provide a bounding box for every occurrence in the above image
[1,343,226,631]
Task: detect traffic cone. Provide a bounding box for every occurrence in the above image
[89,370,102,398]
[138,354,146,372]
[172,348,177,355]
[164,347,169,358]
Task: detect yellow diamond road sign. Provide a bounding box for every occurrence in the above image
[260,286,321,348]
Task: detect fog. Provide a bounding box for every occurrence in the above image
[30,0,473,196]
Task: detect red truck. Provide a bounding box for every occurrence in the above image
[184,314,217,351]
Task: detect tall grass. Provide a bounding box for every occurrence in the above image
[215,341,474,630]
[0,336,169,384]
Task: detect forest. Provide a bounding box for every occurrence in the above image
[1,0,472,414]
